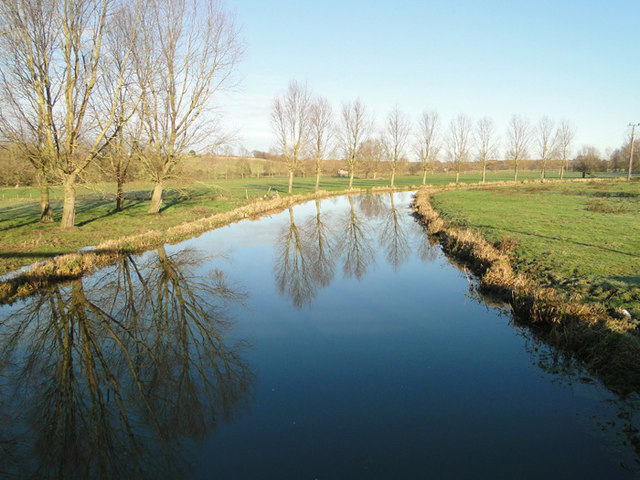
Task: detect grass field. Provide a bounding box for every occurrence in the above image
[0,169,597,277]
[429,180,640,317]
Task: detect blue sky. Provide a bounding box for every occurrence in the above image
[219,0,639,158]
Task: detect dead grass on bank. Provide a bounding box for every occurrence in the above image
[412,183,640,395]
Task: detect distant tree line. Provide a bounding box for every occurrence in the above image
[269,80,640,192]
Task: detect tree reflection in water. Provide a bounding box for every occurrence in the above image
[339,195,375,280]
[0,247,254,479]
[379,193,411,271]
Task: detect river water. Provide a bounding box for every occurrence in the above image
[1,191,639,479]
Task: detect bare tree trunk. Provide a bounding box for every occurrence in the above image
[116,163,125,211]
[455,170,460,184]
[315,169,320,192]
[540,161,546,182]
[38,174,53,223]
[422,167,427,185]
[60,175,76,228]
[288,171,294,194]
[148,182,163,214]
[560,163,565,180]
[116,181,125,211]
[390,168,395,187]
[482,162,487,183]
[514,162,519,183]
[349,169,354,189]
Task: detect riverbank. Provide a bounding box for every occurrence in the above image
[412,182,640,394]
[0,186,412,304]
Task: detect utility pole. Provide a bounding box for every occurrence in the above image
[629,123,640,181]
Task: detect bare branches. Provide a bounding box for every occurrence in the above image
[475,116,499,183]
[384,104,411,187]
[446,113,473,184]
[308,95,333,191]
[270,79,312,194]
[554,119,575,180]
[506,114,531,182]
[339,98,370,189]
[416,110,440,185]
[536,116,555,181]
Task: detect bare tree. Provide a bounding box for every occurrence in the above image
[554,119,575,180]
[416,110,440,185]
[475,116,499,184]
[138,0,243,213]
[384,105,411,187]
[446,113,473,184]
[0,0,141,227]
[271,80,312,194]
[536,116,555,181]
[339,99,370,189]
[308,95,333,192]
[506,114,532,182]
[360,136,385,180]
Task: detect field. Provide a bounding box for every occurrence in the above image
[429,180,640,317]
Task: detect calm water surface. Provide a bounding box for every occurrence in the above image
[1,191,640,479]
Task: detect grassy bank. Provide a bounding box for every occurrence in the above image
[429,180,640,318]
[413,180,640,394]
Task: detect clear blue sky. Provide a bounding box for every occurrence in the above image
[219,0,640,158]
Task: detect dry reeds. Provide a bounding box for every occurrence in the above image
[412,184,640,394]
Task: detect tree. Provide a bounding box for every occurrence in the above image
[308,95,333,192]
[536,116,555,181]
[138,0,242,213]
[416,110,440,185]
[474,116,499,184]
[446,113,473,184]
[573,145,601,177]
[360,137,385,180]
[554,119,575,180]
[384,105,411,187]
[271,80,312,194]
[506,114,532,182]
[339,99,370,189]
[0,0,141,227]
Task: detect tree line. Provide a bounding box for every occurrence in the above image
[270,80,639,193]
[0,0,242,227]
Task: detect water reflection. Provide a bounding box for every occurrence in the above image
[274,192,441,308]
[0,248,254,479]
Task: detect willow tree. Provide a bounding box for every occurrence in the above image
[384,105,411,187]
[0,0,140,227]
[416,110,440,185]
[446,113,473,184]
[506,114,531,183]
[138,0,242,213]
[339,99,370,189]
[555,119,575,180]
[308,95,333,192]
[536,116,555,182]
[271,80,312,194]
[475,116,499,184]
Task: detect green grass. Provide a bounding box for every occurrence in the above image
[430,180,640,317]
[0,169,599,277]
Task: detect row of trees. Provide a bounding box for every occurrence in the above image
[0,0,242,227]
[270,80,639,193]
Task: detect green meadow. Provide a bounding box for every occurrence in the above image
[430,180,640,317]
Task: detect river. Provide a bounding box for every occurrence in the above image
[0,191,639,479]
